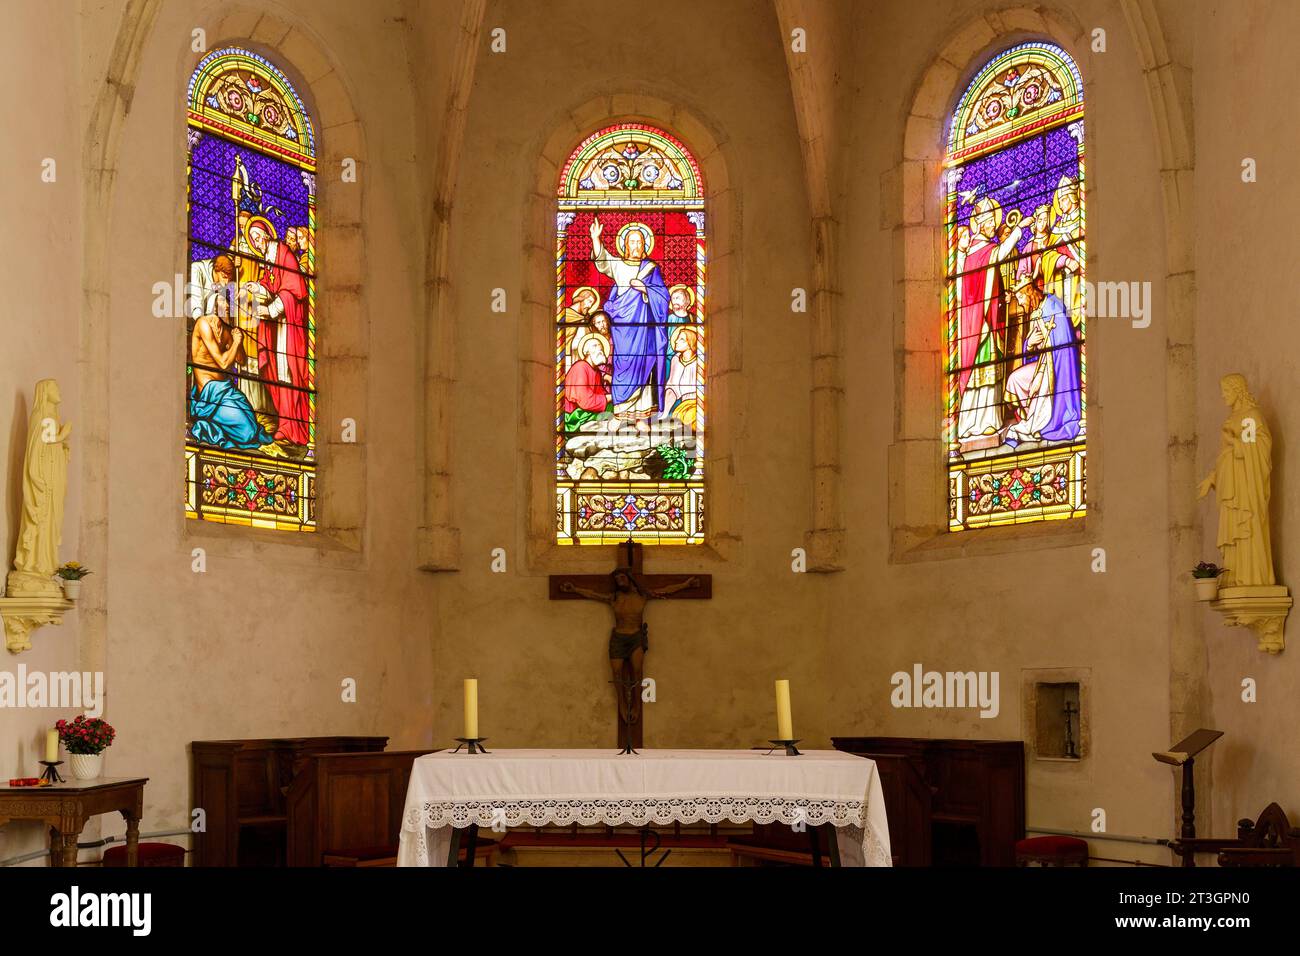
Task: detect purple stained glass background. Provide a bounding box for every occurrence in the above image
[188,132,312,262]
[947,125,1081,260]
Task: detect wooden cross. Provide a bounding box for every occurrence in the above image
[549,539,711,751]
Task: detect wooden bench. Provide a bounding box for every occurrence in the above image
[286,750,429,866]
[726,822,843,866]
[323,839,498,867]
[190,736,388,866]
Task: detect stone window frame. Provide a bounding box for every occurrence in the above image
[886,9,1104,563]
[517,94,743,576]
[177,13,370,565]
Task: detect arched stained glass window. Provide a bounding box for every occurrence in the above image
[945,42,1086,531]
[185,48,317,532]
[555,124,705,545]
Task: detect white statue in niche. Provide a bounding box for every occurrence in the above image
[8,379,71,597]
[1198,373,1274,587]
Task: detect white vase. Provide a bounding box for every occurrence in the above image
[69,753,103,780]
[1194,578,1219,602]
[60,579,81,601]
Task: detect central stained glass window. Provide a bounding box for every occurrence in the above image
[555,124,705,545]
[944,42,1087,531]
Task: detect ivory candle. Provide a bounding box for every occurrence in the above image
[463,679,479,739]
[775,680,793,740]
[45,728,59,763]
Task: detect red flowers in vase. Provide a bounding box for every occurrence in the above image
[55,715,116,756]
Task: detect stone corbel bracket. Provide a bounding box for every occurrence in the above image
[1211,585,1292,654]
[0,594,73,653]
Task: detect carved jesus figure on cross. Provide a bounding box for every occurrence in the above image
[551,540,710,751]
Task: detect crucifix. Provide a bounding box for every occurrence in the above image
[1062,699,1079,759]
[549,539,711,752]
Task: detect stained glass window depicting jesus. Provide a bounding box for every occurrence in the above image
[555,124,705,545]
[185,48,317,531]
[944,42,1086,531]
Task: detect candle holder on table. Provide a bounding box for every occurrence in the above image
[767,739,802,756]
[39,760,65,784]
[451,738,489,754]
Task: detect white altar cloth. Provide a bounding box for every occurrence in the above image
[397,748,891,867]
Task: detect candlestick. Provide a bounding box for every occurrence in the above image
[768,738,803,756]
[463,678,478,740]
[45,728,59,764]
[775,679,793,741]
[452,737,489,754]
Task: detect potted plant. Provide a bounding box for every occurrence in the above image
[55,715,116,780]
[55,562,91,601]
[1191,561,1225,601]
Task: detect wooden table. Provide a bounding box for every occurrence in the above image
[0,777,148,867]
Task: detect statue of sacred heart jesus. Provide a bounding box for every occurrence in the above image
[549,539,711,752]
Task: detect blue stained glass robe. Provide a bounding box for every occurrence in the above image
[189,379,273,450]
[605,261,670,412]
[1005,293,1082,447]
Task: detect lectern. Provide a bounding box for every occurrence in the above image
[1153,728,1223,867]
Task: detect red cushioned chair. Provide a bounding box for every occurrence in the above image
[102,842,186,867]
[1015,835,1089,867]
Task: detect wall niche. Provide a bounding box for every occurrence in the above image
[1021,668,1091,763]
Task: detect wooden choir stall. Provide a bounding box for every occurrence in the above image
[833,736,1025,866]
[191,736,431,867]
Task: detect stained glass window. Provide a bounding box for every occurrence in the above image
[944,42,1086,531]
[555,124,705,545]
[185,48,317,531]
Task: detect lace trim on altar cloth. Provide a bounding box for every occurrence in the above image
[402,796,890,867]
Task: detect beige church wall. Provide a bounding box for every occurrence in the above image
[65,0,438,848]
[1192,0,1300,834]
[827,0,1185,864]
[0,1,88,863]
[427,0,834,751]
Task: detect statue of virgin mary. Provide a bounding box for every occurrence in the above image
[9,379,71,596]
[1199,374,1275,587]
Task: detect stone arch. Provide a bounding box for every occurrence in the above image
[418,0,486,572]
[79,2,373,678]
[1117,0,1203,824]
[80,0,165,680]
[886,5,1099,561]
[183,9,370,554]
[773,0,845,573]
[518,93,743,573]
[886,0,1203,833]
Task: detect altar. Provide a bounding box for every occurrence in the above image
[397,748,891,867]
